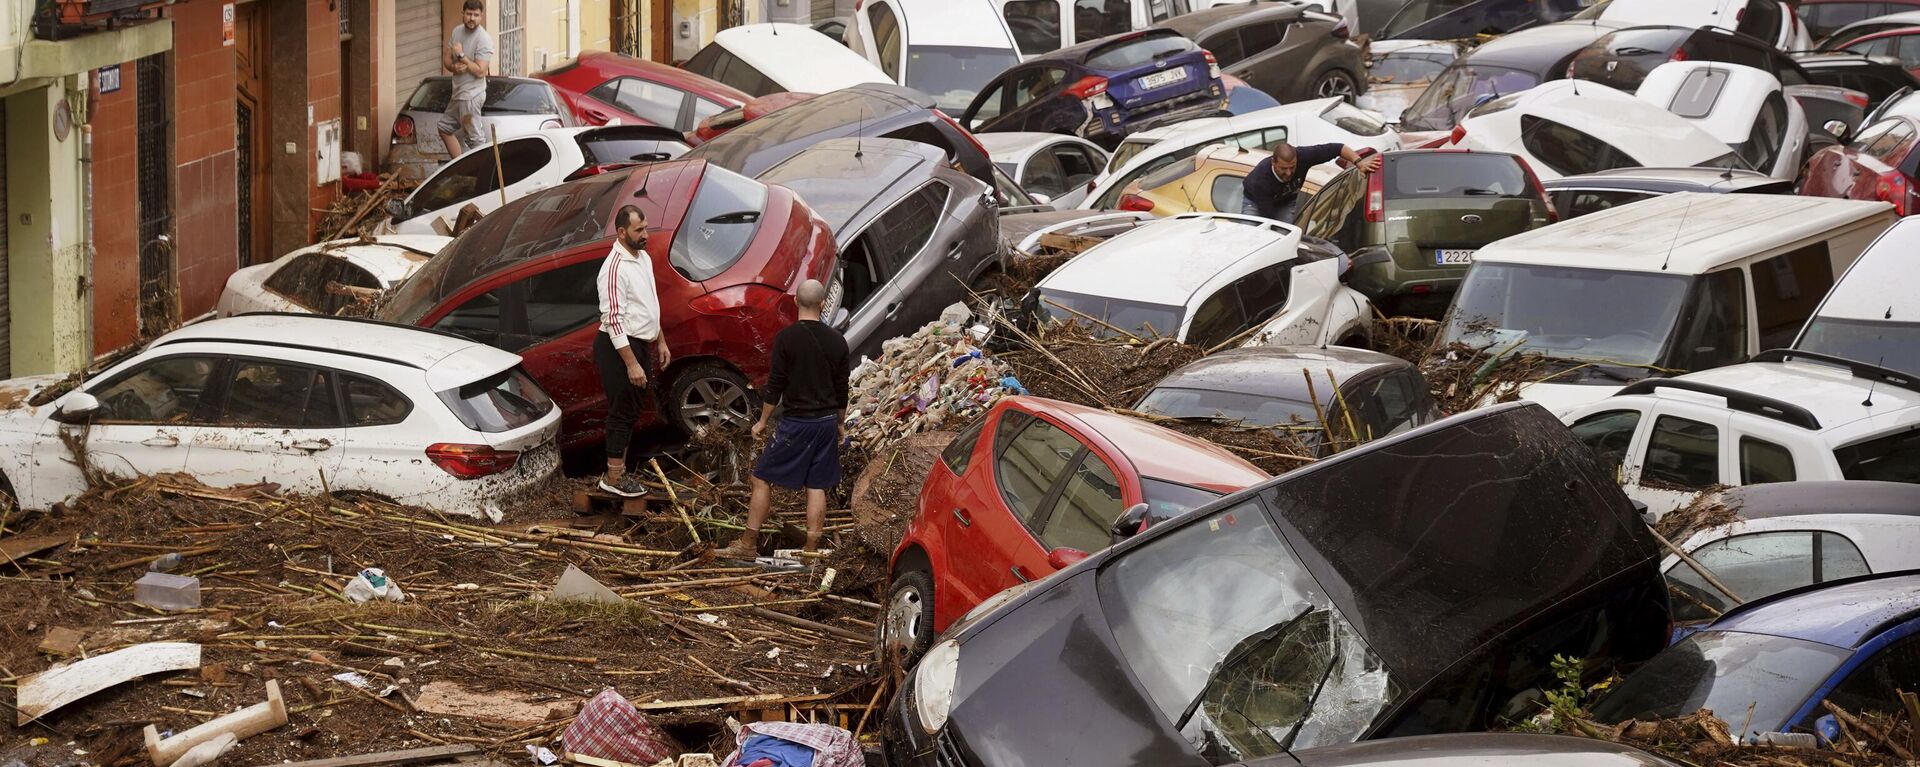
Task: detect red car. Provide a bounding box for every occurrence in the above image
[534,51,750,134]
[1799,113,1920,214]
[378,160,837,449]
[881,396,1268,660]
[692,92,817,145]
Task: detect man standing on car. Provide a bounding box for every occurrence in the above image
[440,0,494,158]
[595,205,671,498]
[719,279,850,558]
[1242,141,1383,222]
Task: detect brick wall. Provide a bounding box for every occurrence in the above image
[171,0,239,319]
[91,65,140,353]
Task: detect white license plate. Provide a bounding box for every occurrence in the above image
[1435,249,1477,265]
[1136,69,1189,90]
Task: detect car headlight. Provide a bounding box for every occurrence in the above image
[913,639,961,734]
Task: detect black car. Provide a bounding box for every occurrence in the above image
[1398,20,1621,133]
[680,84,995,188]
[1569,25,1813,93]
[883,402,1671,767]
[1134,346,1442,456]
[1795,51,1920,108]
[1377,0,1590,41]
[1151,3,1369,104]
[1542,167,1793,218]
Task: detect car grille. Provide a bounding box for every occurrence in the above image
[933,732,968,767]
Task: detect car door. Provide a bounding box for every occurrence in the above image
[435,257,606,444]
[1006,66,1076,133]
[73,354,222,481]
[1626,405,1733,518]
[327,372,424,500]
[583,77,694,130]
[1566,405,1650,485]
[1019,146,1070,200]
[185,357,346,495]
[949,410,1094,604]
[1045,141,1105,207]
[399,137,562,234]
[842,182,954,354]
[858,0,908,84]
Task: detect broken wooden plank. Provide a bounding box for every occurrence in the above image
[37,627,86,657]
[17,641,201,724]
[145,680,289,766]
[412,681,577,727]
[0,534,69,567]
[248,744,481,767]
[636,692,833,711]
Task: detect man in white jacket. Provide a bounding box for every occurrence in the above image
[594,205,672,497]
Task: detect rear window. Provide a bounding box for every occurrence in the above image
[577,132,689,166]
[1086,31,1195,70]
[1604,26,1689,56]
[671,165,769,281]
[1109,138,1160,172]
[1836,427,1920,483]
[1519,115,1641,176]
[1139,156,1201,189]
[437,367,554,433]
[1037,288,1185,339]
[407,79,561,116]
[1321,101,1388,136]
[1386,153,1531,198]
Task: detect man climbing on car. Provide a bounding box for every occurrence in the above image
[1242,141,1383,222]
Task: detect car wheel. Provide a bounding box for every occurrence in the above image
[1314,69,1359,103]
[881,568,937,666]
[666,363,756,435]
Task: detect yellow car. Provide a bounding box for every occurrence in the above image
[1115,143,1341,217]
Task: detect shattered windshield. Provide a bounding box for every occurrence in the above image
[1441,263,1693,367]
[1099,502,1394,764]
[1400,65,1540,132]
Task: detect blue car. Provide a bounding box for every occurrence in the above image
[1591,572,1920,743]
[958,29,1225,147]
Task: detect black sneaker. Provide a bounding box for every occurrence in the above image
[598,475,650,498]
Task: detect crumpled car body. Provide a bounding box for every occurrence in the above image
[883,402,1670,767]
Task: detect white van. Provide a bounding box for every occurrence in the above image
[1794,216,1920,377]
[995,0,1199,57]
[682,24,892,97]
[847,0,1024,113]
[1438,192,1897,413]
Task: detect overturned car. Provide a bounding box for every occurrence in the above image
[883,402,1670,767]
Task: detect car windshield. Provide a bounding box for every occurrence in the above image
[1110,138,1162,173]
[1590,631,1850,736]
[1401,64,1541,132]
[407,79,560,115]
[907,46,1023,113]
[1099,501,1393,764]
[1138,386,1322,430]
[1321,101,1389,136]
[1142,478,1224,520]
[1037,288,1186,339]
[1369,50,1458,84]
[1387,152,1531,198]
[1798,317,1920,377]
[671,165,769,281]
[1442,263,1693,367]
[381,170,630,326]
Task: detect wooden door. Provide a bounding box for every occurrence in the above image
[234,2,270,266]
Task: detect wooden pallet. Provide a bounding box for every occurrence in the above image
[570,488,668,517]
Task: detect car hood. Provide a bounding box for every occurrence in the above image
[1515,379,1623,417]
[0,373,79,424]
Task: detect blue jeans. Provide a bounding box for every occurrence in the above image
[1241,195,1304,223]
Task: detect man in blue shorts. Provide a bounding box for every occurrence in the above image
[719,279,849,557]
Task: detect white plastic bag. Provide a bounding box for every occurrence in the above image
[343,567,405,603]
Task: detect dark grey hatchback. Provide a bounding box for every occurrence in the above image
[883,402,1670,767]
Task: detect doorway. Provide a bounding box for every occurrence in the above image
[234,1,268,267]
[136,53,175,337]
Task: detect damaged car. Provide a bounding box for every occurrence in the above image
[882,402,1672,767]
[683,84,997,189]
[216,235,450,318]
[387,125,690,236]
[1134,346,1441,456]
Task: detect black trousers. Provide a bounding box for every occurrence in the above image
[593,331,659,460]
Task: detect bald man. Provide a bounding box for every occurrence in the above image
[1241,141,1382,222]
[720,279,850,557]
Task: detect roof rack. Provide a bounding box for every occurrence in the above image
[1751,348,1920,395]
[1614,378,1821,430]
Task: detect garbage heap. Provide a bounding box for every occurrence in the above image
[843,310,1023,453]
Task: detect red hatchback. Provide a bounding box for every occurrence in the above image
[881,396,1268,661]
[535,51,750,134]
[692,92,817,145]
[378,160,836,449]
[1800,114,1920,214]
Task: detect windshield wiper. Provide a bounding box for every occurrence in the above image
[1173,608,1314,732]
[706,211,761,225]
[1275,649,1342,753]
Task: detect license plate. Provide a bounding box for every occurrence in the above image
[1137,69,1189,90]
[1435,249,1476,265]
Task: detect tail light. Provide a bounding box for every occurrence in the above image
[1065,75,1110,100]
[1364,169,1385,223]
[1875,172,1912,215]
[1202,50,1222,80]
[1517,157,1557,222]
[393,115,416,145]
[426,443,521,479]
[931,109,994,174]
[691,283,789,317]
[1118,193,1156,212]
[1845,91,1870,108]
[1672,48,1689,62]
[1449,123,1468,146]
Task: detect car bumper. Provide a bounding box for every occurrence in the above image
[882,673,946,767]
[1348,255,1467,317]
[410,438,561,518]
[1092,87,1226,138]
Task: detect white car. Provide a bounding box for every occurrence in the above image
[217,236,449,318]
[977,132,1111,208]
[387,125,688,236]
[1659,481,1920,625]
[387,76,572,181]
[1595,0,1811,51]
[1446,79,1747,181]
[1795,216,1920,376]
[1084,98,1399,210]
[1029,212,1374,348]
[1561,351,1920,517]
[1636,61,1808,181]
[682,24,893,97]
[1356,40,1466,126]
[848,0,1025,114]
[0,315,561,518]
[995,0,1200,57]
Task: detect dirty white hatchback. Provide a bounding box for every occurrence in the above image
[216,235,450,318]
[0,315,560,518]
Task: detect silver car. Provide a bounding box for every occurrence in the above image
[386,76,573,181]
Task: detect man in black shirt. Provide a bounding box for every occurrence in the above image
[719,279,850,556]
[1241,141,1382,222]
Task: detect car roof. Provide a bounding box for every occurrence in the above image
[714,24,892,90]
[976,132,1084,160]
[1130,98,1337,143]
[1636,61,1783,144]
[1148,346,1412,405]
[1475,192,1893,273]
[1831,9,1920,36]
[1460,19,1626,71]
[300,235,449,284]
[1599,0,1748,29]
[1007,396,1268,491]
[1154,2,1313,40]
[150,314,521,388]
[556,51,752,103]
[1716,480,1920,520]
[1464,81,1737,170]
[1543,166,1787,193]
[1033,28,1191,65]
[1286,733,1680,767]
[1816,216,1920,322]
[1658,356,1920,439]
[1037,214,1295,307]
[685,85,934,177]
[756,137,944,236]
[882,0,1017,47]
[1707,571,1920,648]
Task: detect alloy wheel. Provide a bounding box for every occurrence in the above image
[883,583,928,655]
[678,376,752,431]
[1317,72,1358,103]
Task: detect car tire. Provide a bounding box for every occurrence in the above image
[880,568,937,666]
[665,363,757,436]
[1313,69,1360,103]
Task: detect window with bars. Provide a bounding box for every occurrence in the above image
[498,0,525,76]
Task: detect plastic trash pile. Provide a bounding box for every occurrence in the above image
[844,307,1024,452]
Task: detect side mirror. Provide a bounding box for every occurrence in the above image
[53,392,100,424]
[1029,192,1053,205]
[1823,119,1850,140]
[1046,547,1088,569]
[1110,502,1153,544]
[386,198,407,220]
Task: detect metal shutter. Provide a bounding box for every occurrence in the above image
[395,0,443,105]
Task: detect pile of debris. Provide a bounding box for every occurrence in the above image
[1417,342,1551,414]
[316,175,418,243]
[1560,707,1919,767]
[843,310,1019,453]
